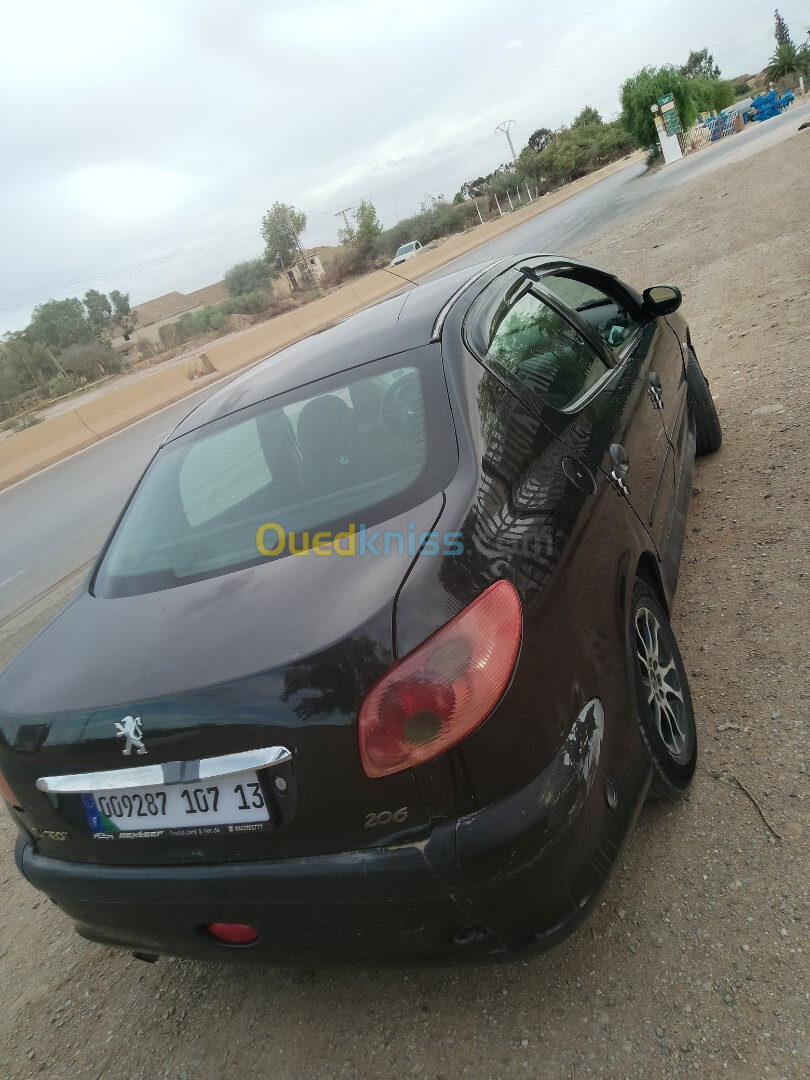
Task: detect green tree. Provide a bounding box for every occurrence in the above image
[83,289,112,332]
[59,340,120,379]
[689,77,735,113]
[620,66,698,147]
[0,336,56,392]
[572,106,602,127]
[223,258,272,297]
[773,8,793,46]
[680,48,721,79]
[109,290,131,320]
[527,126,553,151]
[28,298,94,352]
[261,202,307,268]
[765,41,810,81]
[340,199,383,259]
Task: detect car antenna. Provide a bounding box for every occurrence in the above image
[381,267,419,286]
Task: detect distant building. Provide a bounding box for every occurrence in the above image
[110,282,226,357]
[273,254,325,297]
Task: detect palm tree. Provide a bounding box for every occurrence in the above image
[764,41,810,83]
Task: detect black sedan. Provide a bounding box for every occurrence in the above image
[0,254,721,965]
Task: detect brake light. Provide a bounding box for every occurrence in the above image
[0,767,21,808]
[204,922,259,945]
[359,579,522,778]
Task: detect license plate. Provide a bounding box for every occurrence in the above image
[82,769,270,838]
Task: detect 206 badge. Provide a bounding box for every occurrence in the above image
[115,715,147,756]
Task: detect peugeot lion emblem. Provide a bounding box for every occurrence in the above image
[115,715,147,756]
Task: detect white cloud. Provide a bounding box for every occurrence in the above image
[0,0,805,328]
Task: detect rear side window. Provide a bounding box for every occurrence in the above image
[472,281,610,412]
[94,353,456,596]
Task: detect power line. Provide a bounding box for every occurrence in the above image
[0,227,261,311]
[0,131,504,316]
[335,207,354,232]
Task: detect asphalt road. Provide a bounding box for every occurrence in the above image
[0,99,807,629]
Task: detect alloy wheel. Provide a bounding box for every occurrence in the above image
[634,606,688,758]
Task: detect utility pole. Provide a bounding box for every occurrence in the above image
[335,207,354,232]
[45,345,67,377]
[495,120,518,163]
[287,209,323,295]
[494,193,503,216]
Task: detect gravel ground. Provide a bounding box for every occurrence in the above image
[0,130,807,1080]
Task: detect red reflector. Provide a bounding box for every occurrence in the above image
[204,922,259,945]
[359,579,522,778]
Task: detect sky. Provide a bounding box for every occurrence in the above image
[1,0,807,332]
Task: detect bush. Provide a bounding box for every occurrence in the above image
[159,303,232,348]
[59,341,120,379]
[322,249,374,287]
[13,413,44,431]
[223,259,272,297]
[375,199,478,264]
[45,372,83,398]
[222,290,269,316]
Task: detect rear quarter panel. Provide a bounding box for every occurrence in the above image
[394,323,657,819]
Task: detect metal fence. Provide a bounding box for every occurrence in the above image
[679,110,744,155]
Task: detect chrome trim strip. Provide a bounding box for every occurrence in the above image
[430,261,499,342]
[36,746,293,795]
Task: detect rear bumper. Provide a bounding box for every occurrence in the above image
[16,683,650,966]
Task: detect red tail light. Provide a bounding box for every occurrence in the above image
[359,579,522,778]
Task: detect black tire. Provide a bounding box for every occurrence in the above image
[631,580,697,798]
[685,346,722,455]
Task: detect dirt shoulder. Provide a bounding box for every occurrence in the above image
[0,133,807,1080]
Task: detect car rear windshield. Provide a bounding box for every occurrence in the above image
[94,352,457,597]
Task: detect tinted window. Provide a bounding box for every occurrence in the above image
[95,356,455,596]
[540,272,641,352]
[180,420,271,527]
[480,285,610,411]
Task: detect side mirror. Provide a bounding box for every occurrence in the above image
[642,284,682,316]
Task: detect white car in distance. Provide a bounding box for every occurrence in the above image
[391,240,423,266]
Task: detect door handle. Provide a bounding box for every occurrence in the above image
[648,372,664,410]
[610,443,631,496]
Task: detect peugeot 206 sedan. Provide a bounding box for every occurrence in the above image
[0,254,721,966]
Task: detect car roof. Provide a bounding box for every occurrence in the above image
[168,261,493,439]
[167,253,570,440]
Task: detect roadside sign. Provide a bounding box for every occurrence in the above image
[657,94,682,135]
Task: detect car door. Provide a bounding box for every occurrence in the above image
[534,266,686,556]
[463,269,672,557]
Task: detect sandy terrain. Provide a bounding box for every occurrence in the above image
[0,130,807,1080]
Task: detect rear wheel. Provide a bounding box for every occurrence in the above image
[631,581,697,798]
[686,346,722,455]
